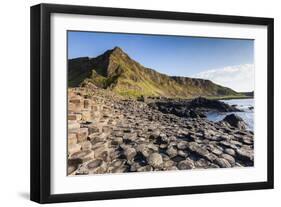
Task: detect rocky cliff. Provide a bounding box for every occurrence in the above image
[68,47,241,98]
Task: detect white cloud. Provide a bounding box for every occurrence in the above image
[192,64,254,92]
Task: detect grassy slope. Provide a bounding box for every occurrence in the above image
[68,47,244,99]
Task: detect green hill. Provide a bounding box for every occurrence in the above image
[68,47,241,99]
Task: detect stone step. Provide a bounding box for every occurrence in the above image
[88,124,101,134]
[102,125,113,134]
[81,141,92,151]
[89,132,108,142]
[92,105,101,111]
[69,128,89,143]
[69,98,82,105]
[68,133,77,145]
[84,99,92,109]
[68,143,81,155]
[69,150,95,163]
[81,110,92,121]
[68,103,82,113]
[80,159,108,174]
[68,113,82,121]
[68,120,80,130]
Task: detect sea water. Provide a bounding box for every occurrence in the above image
[206,99,254,131]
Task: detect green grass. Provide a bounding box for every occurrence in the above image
[207,95,253,100]
[68,47,246,100]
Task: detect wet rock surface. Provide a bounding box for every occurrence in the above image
[221,114,247,130]
[67,86,254,175]
[148,97,241,119]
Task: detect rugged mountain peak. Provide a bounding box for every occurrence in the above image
[108,46,129,59]
[68,47,241,98]
[102,46,126,57]
[112,46,123,53]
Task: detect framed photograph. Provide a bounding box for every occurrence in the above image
[30,3,274,203]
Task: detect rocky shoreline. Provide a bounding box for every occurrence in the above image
[67,84,254,175]
[147,96,243,119]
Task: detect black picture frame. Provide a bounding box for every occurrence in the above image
[30,3,274,204]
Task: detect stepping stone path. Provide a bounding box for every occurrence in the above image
[67,85,254,175]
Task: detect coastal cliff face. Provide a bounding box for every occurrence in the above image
[68,47,240,98]
[67,84,254,175]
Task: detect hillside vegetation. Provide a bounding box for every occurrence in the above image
[68,47,244,99]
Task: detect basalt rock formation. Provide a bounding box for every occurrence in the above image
[148,97,242,119]
[221,114,247,130]
[67,84,254,175]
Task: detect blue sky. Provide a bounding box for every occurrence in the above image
[68,31,254,92]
